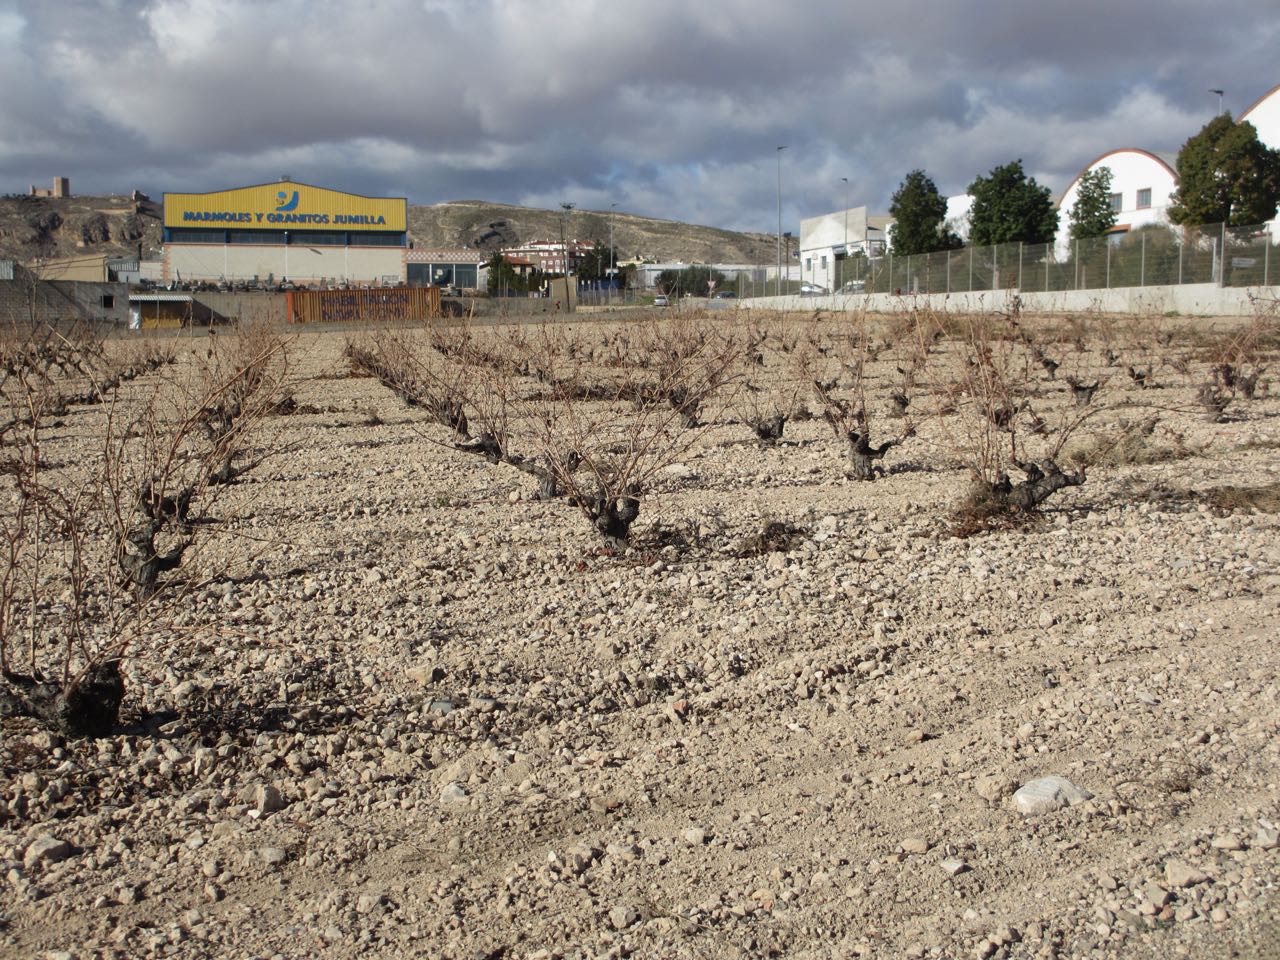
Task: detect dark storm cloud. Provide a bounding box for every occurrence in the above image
[2,0,1277,232]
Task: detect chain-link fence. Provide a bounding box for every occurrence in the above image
[835,221,1276,296]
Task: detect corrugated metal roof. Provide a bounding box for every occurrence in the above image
[0,260,14,281]
[128,293,194,303]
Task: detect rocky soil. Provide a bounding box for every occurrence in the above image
[2,311,1278,959]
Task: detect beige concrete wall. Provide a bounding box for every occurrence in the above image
[165,244,404,285]
[744,282,1279,318]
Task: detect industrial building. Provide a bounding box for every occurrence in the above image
[161,180,408,286]
[797,206,891,292]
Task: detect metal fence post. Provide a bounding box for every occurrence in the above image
[1018,242,1023,290]
[1140,232,1146,287]
[1106,242,1111,288]
[1074,239,1079,290]
[969,244,973,291]
[1178,236,1183,286]
[1266,229,1271,287]
[947,250,951,293]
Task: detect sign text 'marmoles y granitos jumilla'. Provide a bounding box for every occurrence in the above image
[163,182,408,233]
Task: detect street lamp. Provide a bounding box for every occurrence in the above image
[841,176,849,291]
[776,145,787,297]
[1210,88,1225,115]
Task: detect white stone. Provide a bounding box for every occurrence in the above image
[1012,776,1093,815]
[439,782,469,805]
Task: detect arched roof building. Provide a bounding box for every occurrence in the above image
[1055,148,1179,256]
[1240,82,1280,149]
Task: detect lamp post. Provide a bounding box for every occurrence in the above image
[776,145,787,297]
[1210,88,1224,115]
[841,176,849,291]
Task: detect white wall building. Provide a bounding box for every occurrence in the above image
[1241,82,1280,149]
[798,206,890,291]
[1054,148,1179,257]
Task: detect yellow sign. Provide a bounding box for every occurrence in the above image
[164,182,406,232]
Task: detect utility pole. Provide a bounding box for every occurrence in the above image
[841,176,849,291]
[559,202,575,313]
[776,146,787,297]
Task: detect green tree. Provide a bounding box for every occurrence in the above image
[889,169,962,255]
[1068,167,1117,240]
[1168,115,1280,227]
[655,265,726,296]
[967,159,1059,246]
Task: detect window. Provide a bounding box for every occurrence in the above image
[1109,193,1123,213]
[101,294,114,309]
[805,258,812,271]
[1136,188,1152,209]
[820,255,828,269]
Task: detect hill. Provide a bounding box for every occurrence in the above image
[0,193,777,267]
[0,192,164,262]
[409,200,777,264]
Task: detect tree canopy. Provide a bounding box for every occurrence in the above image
[1168,114,1280,227]
[1068,167,1118,241]
[967,160,1059,246]
[888,170,962,255]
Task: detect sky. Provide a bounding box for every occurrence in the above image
[2,0,1278,234]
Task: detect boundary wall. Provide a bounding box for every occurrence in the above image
[743,283,1279,317]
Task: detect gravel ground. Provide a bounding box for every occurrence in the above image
[2,312,1278,960]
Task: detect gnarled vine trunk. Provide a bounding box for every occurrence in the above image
[1,661,124,737]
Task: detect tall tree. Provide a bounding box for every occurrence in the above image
[1168,115,1280,227]
[889,170,962,255]
[1068,167,1118,240]
[967,160,1059,246]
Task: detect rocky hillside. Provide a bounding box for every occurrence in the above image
[0,193,776,266]
[0,193,164,261]
[409,200,778,264]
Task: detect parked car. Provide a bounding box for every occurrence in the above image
[838,280,866,293]
[799,283,829,296]
[652,295,670,307]
[713,291,737,299]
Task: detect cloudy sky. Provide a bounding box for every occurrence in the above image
[2,0,1278,233]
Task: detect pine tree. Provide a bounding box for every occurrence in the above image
[888,170,962,255]
[1068,167,1117,240]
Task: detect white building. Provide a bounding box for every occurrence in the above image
[1054,148,1179,257]
[798,206,891,291]
[1241,82,1280,149]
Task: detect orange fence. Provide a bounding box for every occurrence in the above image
[285,287,441,324]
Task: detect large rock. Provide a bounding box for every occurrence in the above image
[23,835,75,870]
[1012,776,1093,815]
[1165,860,1208,888]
